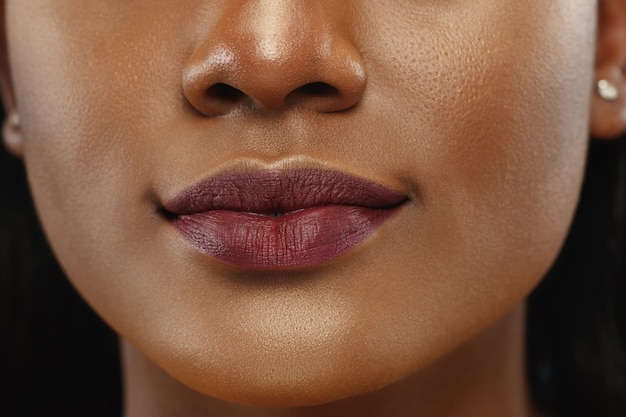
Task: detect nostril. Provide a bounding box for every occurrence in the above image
[285,82,347,112]
[293,82,339,98]
[206,83,246,104]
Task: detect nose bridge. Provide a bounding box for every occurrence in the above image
[182,1,366,115]
[244,0,321,66]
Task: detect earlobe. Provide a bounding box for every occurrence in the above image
[2,110,23,157]
[590,0,626,140]
[590,68,626,139]
[0,0,23,157]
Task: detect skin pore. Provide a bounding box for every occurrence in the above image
[2,1,625,416]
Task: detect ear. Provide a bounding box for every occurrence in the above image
[590,0,626,140]
[0,2,23,157]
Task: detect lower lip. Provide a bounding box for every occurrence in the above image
[172,205,401,270]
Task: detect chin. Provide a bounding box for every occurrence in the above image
[185,374,392,408]
[151,338,410,408]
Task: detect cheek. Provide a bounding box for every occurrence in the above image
[8,1,186,270]
[367,0,594,267]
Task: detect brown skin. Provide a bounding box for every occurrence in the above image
[2,1,626,416]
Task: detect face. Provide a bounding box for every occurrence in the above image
[5,0,596,407]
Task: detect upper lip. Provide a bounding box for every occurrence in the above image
[163,168,407,216]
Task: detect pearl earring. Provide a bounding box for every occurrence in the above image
[597,79,618,102]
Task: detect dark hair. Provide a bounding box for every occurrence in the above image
[527,138,626,416]
[1,127,625,415]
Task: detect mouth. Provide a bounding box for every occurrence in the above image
[162,168,408,270]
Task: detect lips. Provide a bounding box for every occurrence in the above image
[163,168,407,269]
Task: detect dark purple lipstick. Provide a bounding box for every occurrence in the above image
[163,168,407,269]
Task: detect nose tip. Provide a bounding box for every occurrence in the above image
[182,4,367,116]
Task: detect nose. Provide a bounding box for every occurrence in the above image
[182,1,367,116]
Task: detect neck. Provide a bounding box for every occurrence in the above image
[121,304,537,417]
